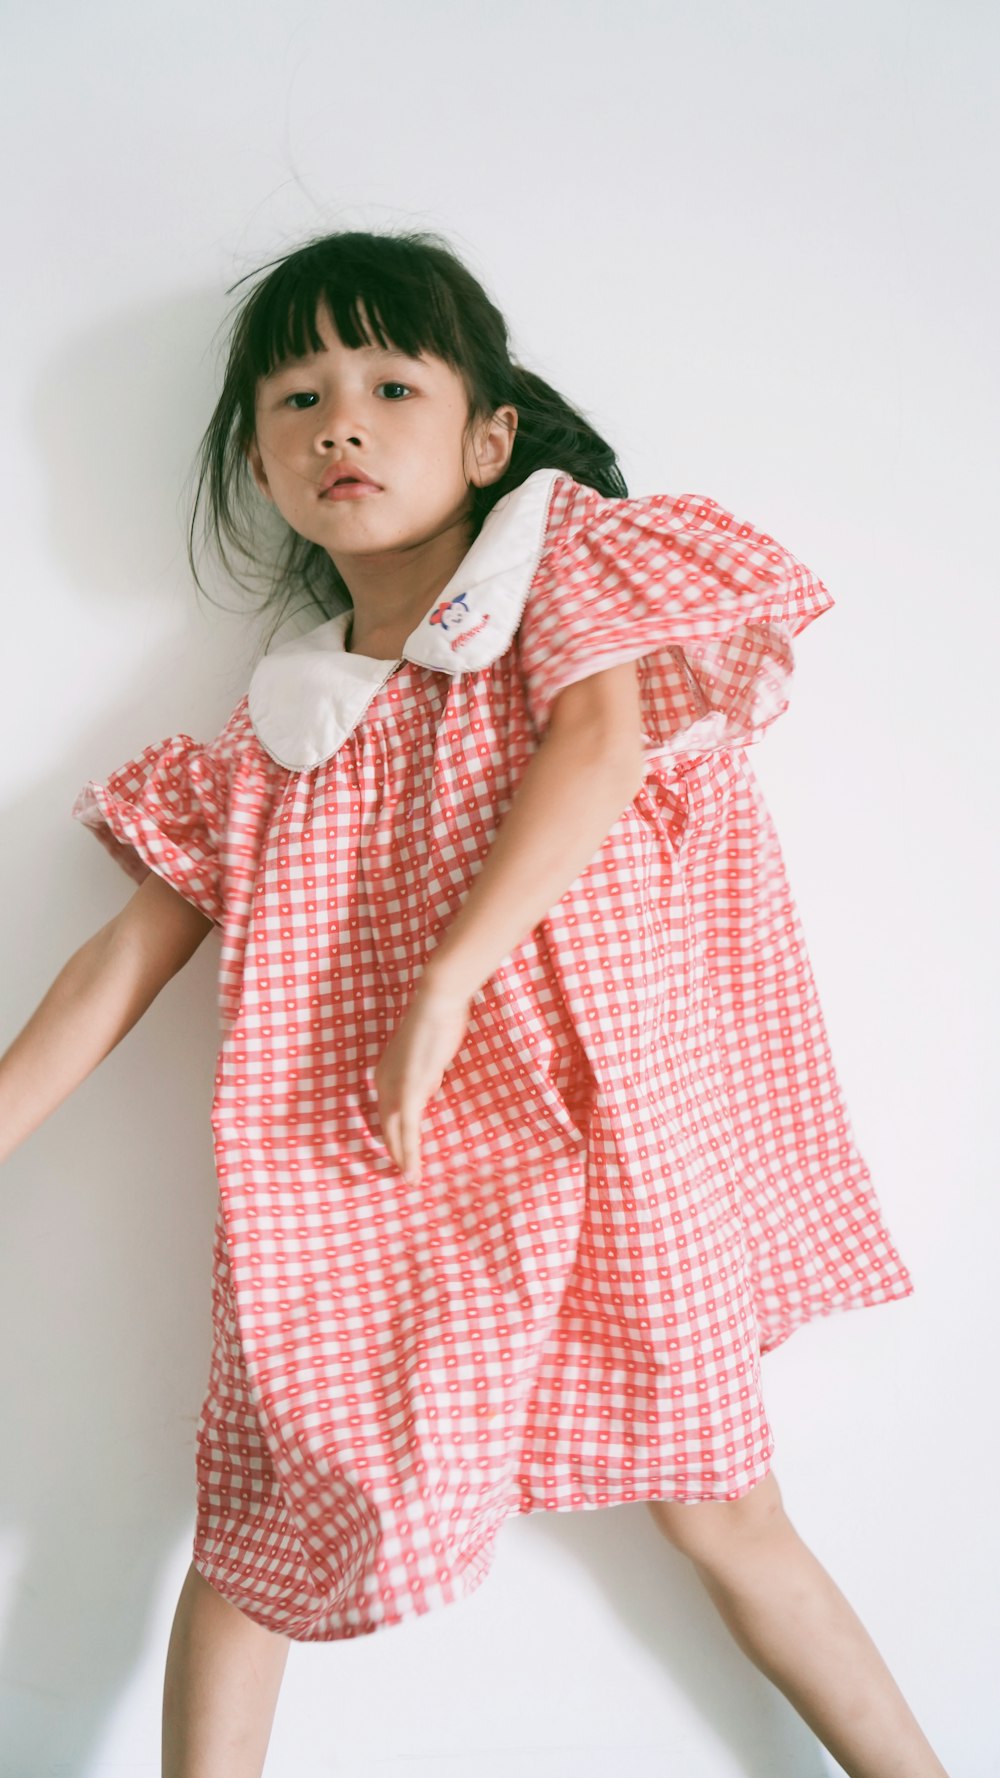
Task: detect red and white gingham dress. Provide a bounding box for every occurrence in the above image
[74,468,913,1641]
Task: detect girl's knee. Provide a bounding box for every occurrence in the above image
[648,1469,787,1563]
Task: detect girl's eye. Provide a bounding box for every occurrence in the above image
[281,384,411,408]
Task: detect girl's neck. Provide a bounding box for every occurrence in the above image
[343,613,407,661]
[338,516,473,659]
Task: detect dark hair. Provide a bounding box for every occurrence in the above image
[188,229,627,643]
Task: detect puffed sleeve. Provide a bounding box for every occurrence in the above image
[71,699,252,925]
[516,478,835,763]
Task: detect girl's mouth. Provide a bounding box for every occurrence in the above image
[323,482,382,501]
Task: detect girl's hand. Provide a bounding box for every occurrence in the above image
[373,979,473,1185]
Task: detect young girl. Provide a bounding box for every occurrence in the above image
[0,229,948,1778]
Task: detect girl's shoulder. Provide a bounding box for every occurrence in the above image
[98,694,274,798]
[542,470,788,562]
[511,470,722,607]
[538,470,832,625]
[193,692,260,768]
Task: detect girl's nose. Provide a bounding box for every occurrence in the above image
[312,400,364,453]
[316,430,363,451]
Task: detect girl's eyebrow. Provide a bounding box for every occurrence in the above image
[264,344,425,380]
[358,344,426,361]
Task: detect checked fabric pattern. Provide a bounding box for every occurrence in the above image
[73,473,913,1640]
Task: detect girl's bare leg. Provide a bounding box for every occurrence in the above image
[649,1473,949,1778]
[162,1562,291,1778]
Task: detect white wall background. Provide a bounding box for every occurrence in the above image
[1,1,996,1774]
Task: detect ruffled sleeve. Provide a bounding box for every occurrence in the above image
[516,478,835,763]
[72,699,252,925]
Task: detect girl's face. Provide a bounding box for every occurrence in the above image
[248,305,516,567]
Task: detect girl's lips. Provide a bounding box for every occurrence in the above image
[322,482,382,501]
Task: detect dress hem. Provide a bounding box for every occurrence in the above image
[189,1439,778,1643]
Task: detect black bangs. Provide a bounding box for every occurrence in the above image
[233,233,468,383]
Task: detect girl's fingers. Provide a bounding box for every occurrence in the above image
[404,1114,421,1183]
[374,989,471,1181]
[384,1106,421,1183]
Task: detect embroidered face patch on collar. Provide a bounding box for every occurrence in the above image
[247,466,563,770]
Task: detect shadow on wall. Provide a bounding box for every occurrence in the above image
[0,289,251,1777]
[508,1506,829,1777]
[26,285,310,663]
[0,739,222,1777]
[27,288,236,612]
[0,294,829,1778]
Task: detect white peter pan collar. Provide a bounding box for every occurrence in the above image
[247,466,563,770]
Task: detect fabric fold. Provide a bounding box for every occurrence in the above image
[516,479,834,762]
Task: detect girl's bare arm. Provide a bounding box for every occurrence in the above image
[0,872,215,1165]
[423,660,647,1002]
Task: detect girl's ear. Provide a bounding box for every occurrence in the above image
[470,405,518,488]
[247,440,273,501]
